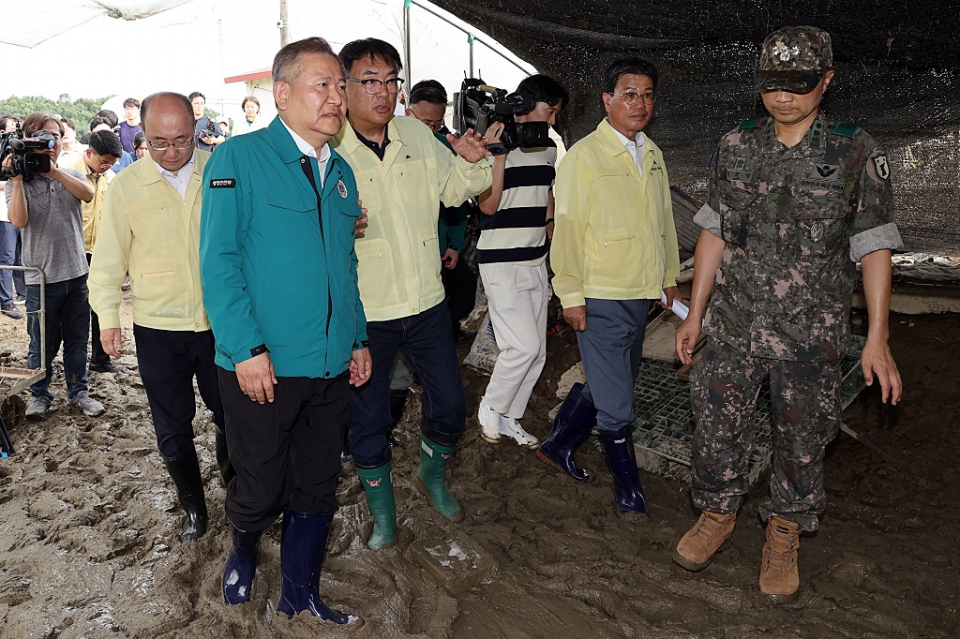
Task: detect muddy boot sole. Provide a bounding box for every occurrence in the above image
[673,538,733,572]
[479,432,500,445]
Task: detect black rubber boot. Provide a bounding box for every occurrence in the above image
[387,389,409,448]
[277,511,351,623]
[537,383,597,482]
[222,526,263,604]
[215,425,236,488]
[597,425,649,516]
[162,446,209,542]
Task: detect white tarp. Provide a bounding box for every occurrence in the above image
[3,1,196,48]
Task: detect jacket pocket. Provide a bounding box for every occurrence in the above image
[789,191,848,258]
[718,182,757,247]
[355,238,403,308]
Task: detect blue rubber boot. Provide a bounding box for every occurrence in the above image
[222,526,263,605]
[416,434,463,521]
[537,383,597,482]
[277,511,351,623]
[598,425,649,516]
[356,463,398,550]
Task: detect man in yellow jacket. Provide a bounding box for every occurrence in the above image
[542,58,682,518]
[89,92,231,543]
[68,130,122,373]
[332,38,492,550]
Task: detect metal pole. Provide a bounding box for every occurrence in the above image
[468,32,475,77]
[279,0,291,47]
[404,0,412,102]
[409,0,534,75]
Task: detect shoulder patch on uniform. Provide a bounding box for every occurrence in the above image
[737,118,759,130]
[871,154,890,181]
[209,178,236,188]
[832,123,860,138]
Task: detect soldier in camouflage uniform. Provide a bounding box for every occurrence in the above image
[672,26,904,602]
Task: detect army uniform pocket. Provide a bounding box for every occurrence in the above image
[719,182,757,247]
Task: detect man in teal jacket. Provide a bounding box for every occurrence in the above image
[199,37,369,624]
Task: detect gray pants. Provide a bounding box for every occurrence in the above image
[576,298,652,432]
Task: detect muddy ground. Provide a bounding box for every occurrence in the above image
[0,293,957,639]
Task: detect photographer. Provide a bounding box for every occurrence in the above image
[4,111,103,419]
[188,92,224,152]
[475,74,567,449]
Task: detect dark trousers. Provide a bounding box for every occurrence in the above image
[85,253,109,367]
[441,257,477,331]
[26,275,90,400]
[576,298,653,432]
[13,228,24,296]
[349,301,466,468]
[134,325,224,459]
[0,221,16,305]
[220,367,351,532]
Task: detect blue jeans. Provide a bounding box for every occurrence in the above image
[26,275,90,400]
[349,302,466,467]
[0,221,16,305]
[576,298,653,432]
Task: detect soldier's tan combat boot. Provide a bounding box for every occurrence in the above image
[673,510,737,571]
[759,515,801,603]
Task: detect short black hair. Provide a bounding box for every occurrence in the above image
[133,131,145,149]
[95,109,119,128]
[602,58,659,94]
[409,79,447,105]
[123,97,141,108]
[88,130,123,157]
[241,95,260,110]
[62,118,77,132]
[515,74,569,110]
[89,116,113,131]
[339,38,402,75]
[188,92,205,102]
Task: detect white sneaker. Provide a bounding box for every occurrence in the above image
[477,398,501,444]
[499,415,539,449]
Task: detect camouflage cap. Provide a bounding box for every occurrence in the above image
[755,26,833,94]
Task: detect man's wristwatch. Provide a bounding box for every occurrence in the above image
[250,344,269,358]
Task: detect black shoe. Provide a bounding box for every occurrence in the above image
[455,329,477,344]
[1,303,24,320]
[163,447,209,542]
[88,360,117,374]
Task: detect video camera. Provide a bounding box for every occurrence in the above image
[453,78,550,155]
[0,125,54,181]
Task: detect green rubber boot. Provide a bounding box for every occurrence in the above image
[356,463,397,550]
[416,434,463,521]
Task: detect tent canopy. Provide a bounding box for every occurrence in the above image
[434,1,960,253]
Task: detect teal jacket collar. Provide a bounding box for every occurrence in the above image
[261,115,350,201]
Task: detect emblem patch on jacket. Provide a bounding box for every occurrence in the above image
[337,179,348,198]
[209,179,236,188]
[872,154,890,181]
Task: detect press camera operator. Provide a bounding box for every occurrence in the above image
[4,112,104,419]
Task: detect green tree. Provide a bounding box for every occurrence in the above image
[0,94,113,133]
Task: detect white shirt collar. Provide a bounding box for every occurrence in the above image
[280,117,331,163]
[611,125,647,152]
[152,153,196,199]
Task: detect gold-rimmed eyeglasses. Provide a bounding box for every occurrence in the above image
[615,91,656,106]
[147,139,194,151]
